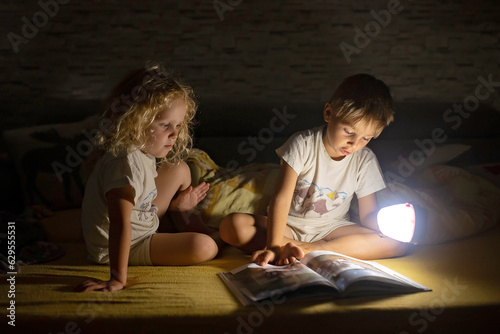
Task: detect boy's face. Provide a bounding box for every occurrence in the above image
[145,100,187,158]
[322,104,378,161]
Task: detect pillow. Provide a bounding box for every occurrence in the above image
[373,142,471,184]
[376,165,500,244]
[187,150,500,244]
[3,115,100,210]
[186,149,280,230]
[466,163,500,188]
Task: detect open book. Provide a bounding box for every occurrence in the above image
[219,250,431,306]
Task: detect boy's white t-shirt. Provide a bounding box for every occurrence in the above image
[276,125,386,242]
[81,149,159,264]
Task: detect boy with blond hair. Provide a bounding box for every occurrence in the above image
[220,74,407,265]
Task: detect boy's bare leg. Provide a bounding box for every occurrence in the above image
[280,225,408,261]
[221,214,407,261]
[219,213,268,254]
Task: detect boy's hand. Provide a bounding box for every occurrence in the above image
[252,248,278,266]
[252,243,305,266]
[75,278,125,292]
[170,182,210,212]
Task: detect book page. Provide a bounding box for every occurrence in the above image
[220,251,431,304]
[219,261,335,304]
[301,250,430,295]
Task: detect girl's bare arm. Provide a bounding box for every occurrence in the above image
[77,185,134,292]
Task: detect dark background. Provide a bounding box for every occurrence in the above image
[1,0,499,136]
[1,0,499,212]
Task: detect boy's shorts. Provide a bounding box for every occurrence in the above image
[286,215,356,243]
[128,234,154,266]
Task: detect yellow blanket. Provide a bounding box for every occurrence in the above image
[3,151,499,333]
[186,149,280,230]
[2,208,499,333]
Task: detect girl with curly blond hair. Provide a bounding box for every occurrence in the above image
[79,63,217,292]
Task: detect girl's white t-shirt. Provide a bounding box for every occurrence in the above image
[81,149,159,264]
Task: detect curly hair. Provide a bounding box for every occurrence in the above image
[328,73,394,137]
[97,62,197,165]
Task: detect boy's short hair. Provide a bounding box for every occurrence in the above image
[328,74,394,137]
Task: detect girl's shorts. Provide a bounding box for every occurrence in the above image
[128,234,154,266]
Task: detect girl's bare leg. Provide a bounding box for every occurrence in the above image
[154,161,190,220]
[150,232,218,266]
[155,161,211,234]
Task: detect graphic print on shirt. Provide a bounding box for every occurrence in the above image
[137,188,158,221]
[292,179,347,218]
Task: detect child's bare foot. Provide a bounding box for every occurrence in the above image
[277,242,305,265]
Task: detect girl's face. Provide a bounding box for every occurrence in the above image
[145,100,187,158]
[322,104,377,161]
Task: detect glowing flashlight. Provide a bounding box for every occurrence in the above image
[377,203,426,244]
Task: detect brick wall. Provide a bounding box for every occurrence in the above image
[1,0,499,140]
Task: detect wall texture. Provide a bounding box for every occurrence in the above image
[1,0,499,144]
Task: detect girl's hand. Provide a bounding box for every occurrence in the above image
[170,182,210,212]
[75,278,125,292]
